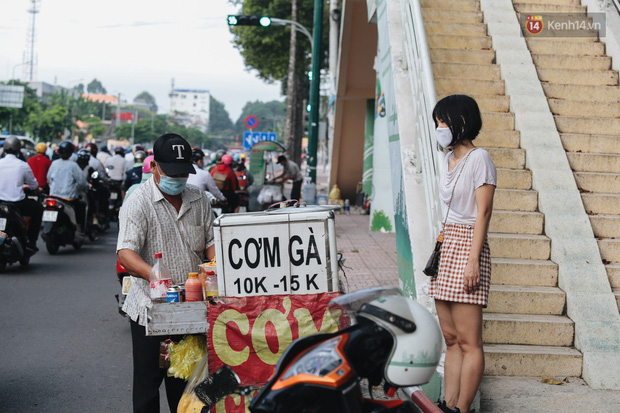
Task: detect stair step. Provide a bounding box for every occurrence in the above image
[476,129,520,148]
[430,48,496,65]
[537,68,618,86]
[491,258,558,287]
[575,172,620,194]
[420,0,480,11]
[488,233,550,260]
[421,9,483,23]
[513,0,581,5]
[432,62,500,80]
[483,313,573,346]
[567,152,620,174]
[435,78,505,96]
[561,134,620,155]
[526,38,605,55]
[582,193,620,215]
[543,83,619,101]
[550,99,620,118]
[486,285,565,315]
[484,344,582,376]
[483,112,515,130]
[497,168,532,190]
[490,210,544,235]
[555,116,620,136]
[598,239,620,263]
[494,189,538,212]
[428,34,492,50]
[425,21,487,37]
[606,263,620,288]
[614,289,620,311]
[514,2,587,13]
[590,215,620,238]
[486,147,525,169]
[532,54,612,70]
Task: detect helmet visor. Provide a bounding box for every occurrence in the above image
[327,287,402,329]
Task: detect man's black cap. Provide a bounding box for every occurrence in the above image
[277,155,287,164]
[153,133,196,176]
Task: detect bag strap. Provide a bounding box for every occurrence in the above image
[442,148,477,227]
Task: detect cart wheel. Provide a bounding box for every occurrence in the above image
[46,235,59,255]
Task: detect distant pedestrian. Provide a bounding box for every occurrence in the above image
[276,155,303,201]
[428,95,496,413]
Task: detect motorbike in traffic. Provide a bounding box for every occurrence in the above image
[40,196,85,254]
[189,287,443,413]
[0,201,36,271]
[85,171,110,238]
[107,179,123,222]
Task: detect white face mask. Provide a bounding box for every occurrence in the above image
[436,127,453,149]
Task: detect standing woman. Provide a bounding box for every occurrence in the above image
[428,95,496,413]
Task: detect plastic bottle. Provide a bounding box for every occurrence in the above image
[204,271,219,297]
[185,272,203,302]
[344,199,350,215]
[150,253,173,303]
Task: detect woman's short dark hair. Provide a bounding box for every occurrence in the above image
[432,95,482,146]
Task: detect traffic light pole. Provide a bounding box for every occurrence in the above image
[306,0,324,197]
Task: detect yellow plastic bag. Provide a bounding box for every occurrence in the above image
[167,335,207,381]
[177,351,210,413]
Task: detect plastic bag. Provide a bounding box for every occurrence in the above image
[177,351,210,413]
[257,185,283,204]
[167,335,207,381]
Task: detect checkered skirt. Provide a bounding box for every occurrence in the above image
[428,223,491,307]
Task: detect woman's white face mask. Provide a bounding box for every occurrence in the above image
[436,127,453,149]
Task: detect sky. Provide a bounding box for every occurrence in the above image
[0,0,284,121]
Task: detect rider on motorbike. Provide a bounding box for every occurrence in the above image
[47,141,88,233]
[187,148,226,204]
[85,143,110,224]
[122,150,146,199]
[0,136,43,252]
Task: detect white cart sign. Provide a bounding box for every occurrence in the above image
[214,207,339,297]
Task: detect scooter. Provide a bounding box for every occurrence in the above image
[85,171,110,239]
[192,287,444,413]
[40,196,85,254]
[107,179,123,222]
[0,201,35,271]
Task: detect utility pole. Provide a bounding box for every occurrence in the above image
[24,0,40,81]
[116,93,121,128]
[306,0,325,200]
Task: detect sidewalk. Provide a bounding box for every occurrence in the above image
[331,212,620,412]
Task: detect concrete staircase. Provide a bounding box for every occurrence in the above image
[514,0,620,314]
[421,0,582,377]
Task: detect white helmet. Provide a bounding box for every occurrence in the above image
[357,294,442,387]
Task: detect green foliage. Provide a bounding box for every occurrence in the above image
[87,79,107,94]
[209,96,234,135]
[234,100,286,136]
[114,115,213,149]
[24,104,68,141]
[0,81,39,135]
[134,91,158,113]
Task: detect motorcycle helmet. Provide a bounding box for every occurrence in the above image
[35,143,47,154]
[77,148,91,161]
[222,154,233,165]
[3,136,21,154]
[58,141,75,156]
[134,150,146,163]
[357,294,442,387]
[191,148,205,164]
[215,150,225,163]
[115,146,125,156]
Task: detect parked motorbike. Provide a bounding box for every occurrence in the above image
[40,196,85,254]
[0,201,35,271]
[107,179,123,222]
[193,287,443,413]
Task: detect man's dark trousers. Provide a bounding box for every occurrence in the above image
[130,320,186,413]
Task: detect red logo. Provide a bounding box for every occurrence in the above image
[526,15,544,35]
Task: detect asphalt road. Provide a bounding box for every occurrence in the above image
[0,226,140,412]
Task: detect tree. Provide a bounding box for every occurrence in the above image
[87,79,107,94]
[209,96,234,135]
[24,104,68,141]
[0,80,39,135]
[229,0,328,164]
[234,100,286,136]
[134,91,158,113]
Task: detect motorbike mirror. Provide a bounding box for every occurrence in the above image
[194,366,240,408]
[91,171,99,180]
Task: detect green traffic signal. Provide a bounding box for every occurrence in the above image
[227,15,271,27]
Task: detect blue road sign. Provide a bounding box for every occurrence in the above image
[244,131,278,149]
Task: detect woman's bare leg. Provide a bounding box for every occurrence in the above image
[452,302,484,412]
[435,300,462,410]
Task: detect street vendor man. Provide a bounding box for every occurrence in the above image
[117,133,215,413]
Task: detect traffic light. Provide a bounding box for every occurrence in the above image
[227,15,272,27]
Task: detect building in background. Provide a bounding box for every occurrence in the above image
[168,88,210,132]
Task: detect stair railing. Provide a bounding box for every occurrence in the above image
[400,0,444,243]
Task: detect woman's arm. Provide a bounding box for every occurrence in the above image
[464,184,495,293]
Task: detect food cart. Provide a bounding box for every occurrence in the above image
[144,205,343,412]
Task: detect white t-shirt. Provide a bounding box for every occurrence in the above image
[439,148,497,226]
